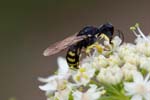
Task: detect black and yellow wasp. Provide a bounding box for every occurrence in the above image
[43,23,123,69]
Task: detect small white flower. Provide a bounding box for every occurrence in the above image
[81,56,95,65]
[108,36,122,53]
[108,53,122,66]
[118,43,136,59]
[121,63,137,80]
[56,57,71,79]
[124,72,150,100]
[47,83,75,100]
[73,63,95,86]
[123,53,140,66]
[73,84,104,100]
[92,55,108,69]
[132,23,150,57]
[38,77,67,95]
[139,56,150,72]
[111,36,122,49]
[38,57,70,95]
[97,65,123,85]
[136,40,150,57]
[54,88,70,100]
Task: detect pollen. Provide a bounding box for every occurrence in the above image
[83,74,88,79]
[76,75,81,81]
[95,45,103,53]
[79,67,86,72]
[135,23,139,27]
[130,26,136,30]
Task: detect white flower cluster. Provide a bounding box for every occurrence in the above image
[39,23,150,100]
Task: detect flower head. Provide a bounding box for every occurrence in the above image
[73,63,96,86]
[72,84,104,100]
[121,63,137,81]
[92,55,108,69]
[97,65,123,85]
[124,72,150,100]
[39,23,150,100]
[139,56,150,72]
[38,57,70,96]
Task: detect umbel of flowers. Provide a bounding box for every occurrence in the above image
[39,23,150,100]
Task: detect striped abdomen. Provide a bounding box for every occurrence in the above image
[66,43,82,69]
[66,36,97,68]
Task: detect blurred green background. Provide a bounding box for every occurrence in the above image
[0,0,150,100]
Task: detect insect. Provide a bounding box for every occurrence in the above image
[43,23,122,69]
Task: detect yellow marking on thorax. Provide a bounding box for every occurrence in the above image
[67,57,76,62]
[68,51,75,56]
[100,33,110,41]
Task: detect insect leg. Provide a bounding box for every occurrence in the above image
[99,33,110,42]
[85,42,103,54]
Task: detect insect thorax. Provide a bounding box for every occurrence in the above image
[77,26,100,37]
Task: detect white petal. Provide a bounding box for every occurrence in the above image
[86,84,101,99]
[91,92,101,99]
[57,57,69,75]
[133,72,144,83]
[38,75,57,82]
[87,68,95,78]
[73,91,82,100]
[88,84,97,92]
[124,82,136,95]
[54,89,70,100]
[131,94,142,100]
[144,93,150,100]
[39,81,57,91]
[144,74,150,83]
[112,36,122,46]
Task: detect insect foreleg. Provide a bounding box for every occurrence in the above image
[85,42,103,54]
[99,33,110,42]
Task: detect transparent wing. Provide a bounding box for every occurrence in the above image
[43,33,85,56]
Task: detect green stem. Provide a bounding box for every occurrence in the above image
[89,80,130,100]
